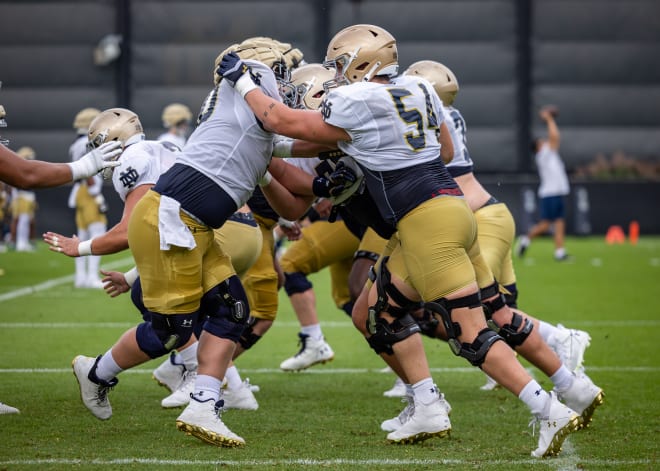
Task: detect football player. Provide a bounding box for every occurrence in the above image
[10,147,39,251]
[68,108,109,288]
[219,24,583,457]
[157,103,192,150]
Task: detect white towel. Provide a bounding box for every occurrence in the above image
[158,195,196,251]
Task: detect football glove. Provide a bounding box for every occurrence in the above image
[216,52,259,97]
[67,141,122,181]
[312,161,358,198]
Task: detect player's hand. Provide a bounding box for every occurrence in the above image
[43,231,80,257]
[278,220,302,241]
[216,52,250,86]
[539,105,559,121]
[69,141,122,180]
[312,161,358,198]
[100,269,130,297]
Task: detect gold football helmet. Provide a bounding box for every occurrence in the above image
[17,146,36,160]
[88,108,143,179]
[214,37,289,86]
[73,108,101,130]
[88,108,143,150]
[324,24,398,87]
[290,63,335,110]
[161,103,192,128]
[404,60,459,106]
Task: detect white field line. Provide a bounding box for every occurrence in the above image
[0,256,134,302]
[0,458,653,467]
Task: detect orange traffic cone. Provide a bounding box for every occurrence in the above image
[605,225,626,244]
[629,221,639,245]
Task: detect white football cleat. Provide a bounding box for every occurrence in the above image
[161,371,196,408]
[222,380,259,410]
[0,402,20,415]
[548,324,591,373]
[530,391,580,458]
[176,396,245,447]
[72,355,117,420]
[556,372,604,429]
[383,377,407,398]
[153,352,188,392]
[381,393,414,432]
[386,393,451,444]
[280,333,334,371]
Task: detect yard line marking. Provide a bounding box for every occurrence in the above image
[0,256,134,302]
[2,366,658,374]
[1,319,659,329]
[0,458,653,467]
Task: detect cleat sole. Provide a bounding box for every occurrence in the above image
[541,415,580,458]
[387,428,451,445]
[280,355,335,372]
[578,390,605,430]
[176,421,245,448]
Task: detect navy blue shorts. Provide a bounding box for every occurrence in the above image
[539,195,566,221]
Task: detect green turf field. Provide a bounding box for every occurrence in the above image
[0,237,658,470]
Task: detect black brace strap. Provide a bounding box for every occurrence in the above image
[369,257,422,318]
[481,281,506,319]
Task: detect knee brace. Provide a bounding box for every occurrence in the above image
[424,292,503,366]
[283,272,313,296]
[353,249,379,263]
[366,313,421,355]
[480,281,506,318]
[489,311,534,348]
[365,257,422,355]
[237,317,263,350]
[341,300,354,317]
[203,276,250,342]
[136,312,197,358]
[416,309,441,339]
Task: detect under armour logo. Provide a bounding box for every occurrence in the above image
[547,420,557,427]
[119,166,140,189]
[182,319,193,328]
[320,99,332,120]
[534,389,542,396]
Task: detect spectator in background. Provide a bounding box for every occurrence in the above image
[516,106,571,261]
[11,146,39,252]
[157,103,192,150]
[68,108,108,288]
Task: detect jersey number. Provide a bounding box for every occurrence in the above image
[388,84,439,151]
[198,87,220,124]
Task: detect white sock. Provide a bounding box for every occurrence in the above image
[537,321,558,343]
[555,247,566,258]
[301,324,323,340]
[95,349,123,382]
[518,380,550,417]
[178,342,198,370]
[192,374,222,403]
[224,365,242,390]
[412,378,438,405]
[520,235,530,246]
[550,366,574,392]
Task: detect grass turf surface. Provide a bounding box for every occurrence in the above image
[0,237,658,469]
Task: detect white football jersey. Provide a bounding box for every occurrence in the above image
[177,60,281,208]
[323,75,444,172]
[443,105,473,170]
[112,141,178,202]
[536,143,570,197]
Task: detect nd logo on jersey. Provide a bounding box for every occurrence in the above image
[119,166,140,189]
[321,99,332,120]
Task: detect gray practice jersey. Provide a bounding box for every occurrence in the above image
[443,105,474,173]
[177,60,281,208]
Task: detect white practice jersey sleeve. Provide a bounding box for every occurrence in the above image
[177,61,281,207]
[323,75,443,172]
[112,141,178,202]
[157,132,186,151]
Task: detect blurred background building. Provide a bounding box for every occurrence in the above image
[1,0,659,234]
